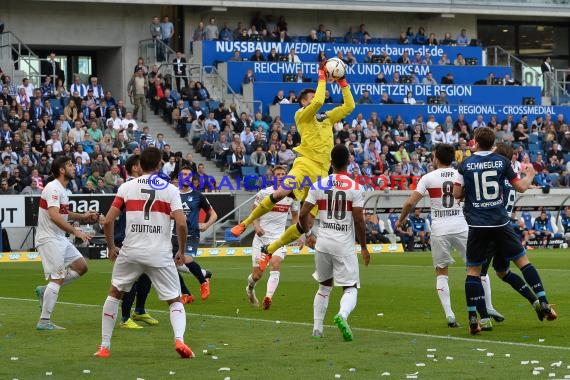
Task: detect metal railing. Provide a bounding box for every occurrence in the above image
[486,45,568,104]
[207,192,257,247]
[554,68,570,105]
[138,38,177,66]
[0,31,52,87]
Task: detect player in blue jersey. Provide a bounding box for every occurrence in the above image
[114,154,157,328]
[174,167,217,301]
[453,128,557,335]
[533,211,552,248]
[409,208,429,250]
[478,143,547,325]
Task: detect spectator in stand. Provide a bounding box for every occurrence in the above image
[287,48,301,63]
[204,17,219,41]
[324,90,334,104]
[295,69,308,83]
[422,72,437,85]
[441,73,454,84]
[455,139,471,163]
[287,90,297,103]
[412,52,424,65]
[438,53,450,65]
[266,48,280,62]
[547,142,564,164]
[375,72,387,84]
[398,31,409,44]
[218,21,232,41]
[391,72,401,84]
[533,211,553,248]
[398,51,411,64]
[128,70,148,123]
[277,143,295,168]
[357,90,373,105]
[426,33,438,45]
[252,112,269,134]
[250,49,265,62]
[380,92,394,104]
[414,27,427,44]
[345,52,357,65]
[250,145,267,170]
[471,115,486,130]
[240,126,255,153]
[533,153,547,172]
[454,53,466,66]
[352,113,367,130]
[242,69,255,88]
[513,123,529,144]
[440,32,454,45]
[307,30,319,43]
[456,29,470,46]
[431,125,447,145]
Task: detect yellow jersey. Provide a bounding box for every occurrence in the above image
[293,80,355,165]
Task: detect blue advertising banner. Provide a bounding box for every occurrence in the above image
[254,82,541,114]
[276,103,570,126]
[226,61,512,93]
[199,41,483,67]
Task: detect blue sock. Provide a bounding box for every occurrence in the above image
[186,261,206,284]
[502,270,537,305]
[520,263,548,303]
[134,274,151,315]
[465,275,488,319]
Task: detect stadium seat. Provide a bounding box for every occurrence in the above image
[521,211,535,230]
[528,134,540,144]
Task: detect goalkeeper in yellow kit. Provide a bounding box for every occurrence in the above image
[230,61,355,257]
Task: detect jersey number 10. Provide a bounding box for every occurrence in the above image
[324,190,347,220]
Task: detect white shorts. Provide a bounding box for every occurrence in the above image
[37,239,84,280]
[251,235,286,267]
[312,250,360,288]
[430,231,468,268]
[111,254,180,301]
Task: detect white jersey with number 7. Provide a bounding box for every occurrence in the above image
[414,168,468,236]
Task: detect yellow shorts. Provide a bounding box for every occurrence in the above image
[283,156,330,217]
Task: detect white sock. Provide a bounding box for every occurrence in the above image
[247,273,258,289]
[101,296,120,348]
[481,274,494,311]
[436,275,454,318]
[177,265,190,274]
[265,271,280,298]
[40,282,61,320]
[313,285,332,332]
[338,287,358,320]
[62,269,80,286]
[169,301,186,341]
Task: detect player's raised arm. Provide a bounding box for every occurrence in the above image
[325,74,355,124]
[295,65,327,124]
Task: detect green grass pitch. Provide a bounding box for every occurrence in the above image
[0,249,568,379]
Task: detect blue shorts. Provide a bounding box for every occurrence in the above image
[171,236,200,258]
[467,225,525,268]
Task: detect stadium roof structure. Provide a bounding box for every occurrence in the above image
[33,0,570,17]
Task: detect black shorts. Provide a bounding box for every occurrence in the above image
[467,225,526,269]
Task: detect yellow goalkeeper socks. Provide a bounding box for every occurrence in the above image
[267,223,303,254]
[242,195,276,227]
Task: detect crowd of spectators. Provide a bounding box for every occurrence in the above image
[192,12,474,48]
[0,56,208,195]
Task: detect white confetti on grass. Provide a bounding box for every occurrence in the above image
[218,368,231,372]
[427,348,437,352]
[168,371,175,375]
[334,374,341,378]
[426,354,435,358]
[10,357,18,361]
[377,313,384,317]
[486,353,495,357]
[476,348,487,352]
[212,356,219,360]
[45,372,53,376]
[521,361,530,365]
[549,373,556,378]
[539,339,545,343]
[505,354,511,358]
[406,375,418,379]
[531,360,540,364]
[380,372,391,376]
[550,361,563,367]
[532,371,540,376]
[416,363,426,367]
[276,320,281,324]
[82,370,91,374]
[224,377,231,380]
[348,368,356,372]
[446,356,454,360]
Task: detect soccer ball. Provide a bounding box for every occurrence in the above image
[325,58,346,80]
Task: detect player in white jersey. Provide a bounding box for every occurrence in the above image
[397,144,504,329]
[95,147,193,359]
[299,144,369,341]
[245,166,300,310]
[34,156,99,330]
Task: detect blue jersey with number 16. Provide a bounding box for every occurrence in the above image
[456,151,519,227]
